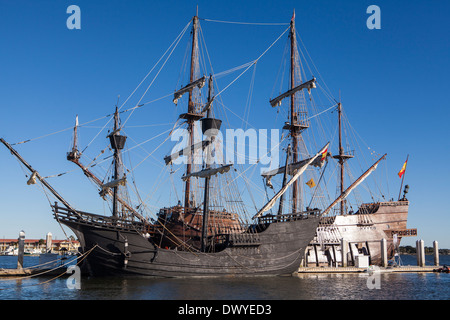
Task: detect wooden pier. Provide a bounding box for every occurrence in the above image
[0,266,69,278]
[0,268,36,277]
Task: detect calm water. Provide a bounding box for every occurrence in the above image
[0,255,449,300]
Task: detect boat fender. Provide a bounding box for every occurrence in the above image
[123,251,131,269]
[122,238,131,269]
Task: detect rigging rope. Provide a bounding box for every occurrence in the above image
[120,21,191,129]
[214,25,290,99]
[11,114,110,146]
[0,244,98,286]
[118,20,192,112]
[200,18,289,26]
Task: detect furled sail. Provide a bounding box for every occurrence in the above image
[181,164,232,181]
[253,142,330,219]
[101,177,127,190]
[164,140,211,165]
[27,172,38,185]
[261,149,329,188]
[173,76,206,105]
[200,96,215,114]
[269,77,316,107]
[321,153,387,216]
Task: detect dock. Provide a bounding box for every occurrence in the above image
[0,266,69,278]
[0,268,36,277]
[296,265,440,274]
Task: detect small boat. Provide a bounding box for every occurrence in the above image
[1,246,18,256]
[433,265,449,273]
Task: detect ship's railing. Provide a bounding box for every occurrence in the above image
[384,228,417,237]
[257,209,319,224]
[228,233,261,247]
[360,200,409,208]
[52,203,148,232]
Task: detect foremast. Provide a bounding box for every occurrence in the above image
[108,106,127,218]
[66,112,151,225]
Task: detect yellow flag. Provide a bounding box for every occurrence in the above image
[306,178,316,188]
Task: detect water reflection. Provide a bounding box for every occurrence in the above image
[1,255,449,300]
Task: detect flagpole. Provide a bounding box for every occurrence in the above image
[398,154,409,200]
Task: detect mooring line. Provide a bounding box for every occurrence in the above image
[0,244,97,290]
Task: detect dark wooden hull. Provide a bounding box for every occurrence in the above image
[59,211,320,277]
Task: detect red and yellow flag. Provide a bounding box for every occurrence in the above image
[398,159,408,178]
[321,148,328,161]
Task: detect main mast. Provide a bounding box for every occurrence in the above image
[183,14,201,211]
[171,11,207,212]
[290,12,298,214]
[269,10,316,215]
[287,11,308,214]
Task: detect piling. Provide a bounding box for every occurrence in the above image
[433,241,439,266]
[46,232,52,253]
[17,230,25,270]
[341,239,348,267]
[380,238,388,268]
[416,240,420,266]
[416,239,425,267]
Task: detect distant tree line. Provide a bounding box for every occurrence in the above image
[399,246,450,255]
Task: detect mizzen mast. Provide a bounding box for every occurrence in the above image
[332,102,354,215]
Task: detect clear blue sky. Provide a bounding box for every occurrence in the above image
[0,0,449,248]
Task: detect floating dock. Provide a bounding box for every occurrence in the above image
[296,265,440,274]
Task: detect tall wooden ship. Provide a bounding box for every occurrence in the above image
[1,13,329,277]
[1,11,415,276]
